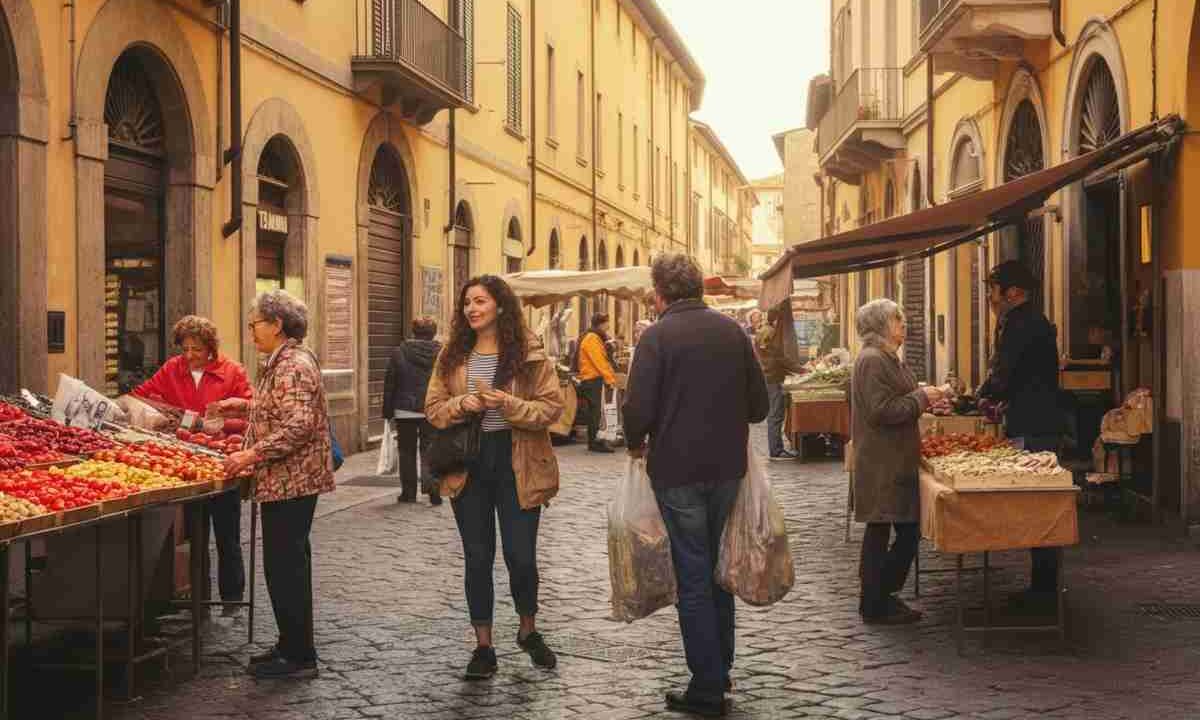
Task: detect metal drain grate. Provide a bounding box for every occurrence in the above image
[1137,603,1200,620]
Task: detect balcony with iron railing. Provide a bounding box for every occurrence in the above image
[816,68,905,183]
[354,0,468,125]
[918,0,1056,80]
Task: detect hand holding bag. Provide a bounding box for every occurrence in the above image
[428,413,482,476]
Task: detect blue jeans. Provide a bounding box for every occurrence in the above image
[451,431,541,626]
[766,382,788,457]
[655,478,739,702]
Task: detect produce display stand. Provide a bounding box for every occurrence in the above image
[918,469,1079,654]
[0,481,254,720]
[785,396,850,459]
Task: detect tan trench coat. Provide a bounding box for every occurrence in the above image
[851,345,929,524]
[425,338,563,509]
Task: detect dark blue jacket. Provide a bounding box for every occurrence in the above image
[622,299,770,490]
[978,301,1062,438]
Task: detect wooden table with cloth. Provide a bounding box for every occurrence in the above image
[785,397,850,459]
[919,469,1079,653]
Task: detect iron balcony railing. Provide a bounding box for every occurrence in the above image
[356,0,466,99]
[817,67,903,160]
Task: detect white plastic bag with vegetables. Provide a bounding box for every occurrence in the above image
[716,440,795,606]
[607,457,677,622]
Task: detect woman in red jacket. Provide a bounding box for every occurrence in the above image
[133,315,253,614]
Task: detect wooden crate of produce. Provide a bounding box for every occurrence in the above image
[17,512,57,537]
[937,468,1074,491]
[58,504,101,527]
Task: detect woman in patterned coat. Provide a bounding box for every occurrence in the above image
[220,289,335,679]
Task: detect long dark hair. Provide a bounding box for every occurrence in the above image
[439,275,527,387]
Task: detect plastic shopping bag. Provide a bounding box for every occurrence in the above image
[716,440,795,606]
[114,395,169,431]
[597,397,621,443]
[607,457,677,622]
[376,420,398,476]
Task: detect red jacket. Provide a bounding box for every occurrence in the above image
[133,354,253,420]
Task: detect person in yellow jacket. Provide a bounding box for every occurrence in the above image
[577,312,616,453]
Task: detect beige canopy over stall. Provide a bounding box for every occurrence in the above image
[503,268,654,309]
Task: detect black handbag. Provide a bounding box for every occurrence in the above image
[428,416,482,476]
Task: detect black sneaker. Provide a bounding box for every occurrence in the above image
[517,631,558,669]
[665,690,730,717]
[429,491,443,506]
[249,657,318,679]
[248,645,281,666]
[464,646,498,680]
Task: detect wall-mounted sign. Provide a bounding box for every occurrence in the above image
[258,208,288,234]
[422,266,443,320]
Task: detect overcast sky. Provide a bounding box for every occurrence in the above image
[657,0,830,181]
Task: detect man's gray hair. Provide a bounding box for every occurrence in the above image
[856,298,902,348]
[252,288,309,341]
[651,252,704,304]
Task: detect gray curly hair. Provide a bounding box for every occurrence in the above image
[651,252,704,304]
[856,298,902,349]
[251,288,309,341]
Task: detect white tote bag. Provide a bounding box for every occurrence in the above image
[376,419,398,476]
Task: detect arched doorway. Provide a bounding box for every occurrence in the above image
[615,245,626,341]
[0,0,49,394]
[103,53,170,396]
[255,137,303,295]
[949,124,985,387]
[505,217,523,274]
[1068,57,1123,360]
[578,236,590,327]
[366,145,413,441]
[453,201,474,298]
[76,0,213,393]
[1002,98,1047,310]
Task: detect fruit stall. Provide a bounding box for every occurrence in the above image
[783,361,851,458]
[915,432,1078,654]
[0,396,256,719]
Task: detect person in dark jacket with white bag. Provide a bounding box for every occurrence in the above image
[623,252,769,717]
[383,317,443,505]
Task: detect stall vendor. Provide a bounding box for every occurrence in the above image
[756,305,807,461]
[977,261,1063,613]
[133,315,253,614]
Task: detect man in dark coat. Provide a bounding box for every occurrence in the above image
[383,317,443,505]
[623,252,769,717]
[978,261,1063,608]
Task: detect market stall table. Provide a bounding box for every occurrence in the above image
[919,469,1079,654]
[785,396,850,459]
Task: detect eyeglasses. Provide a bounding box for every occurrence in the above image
[247,319,268,331]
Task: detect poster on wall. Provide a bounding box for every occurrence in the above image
[422,266,443,320]
[324,258,354,372]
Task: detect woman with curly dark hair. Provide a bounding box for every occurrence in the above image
[425,275,564,680]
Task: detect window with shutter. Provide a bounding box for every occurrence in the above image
[506,5,522,132]
[460,0,475,104]
[577,72,586,158]
[596,93,603,170]
[546,45,556,140]
[903,258,927,380]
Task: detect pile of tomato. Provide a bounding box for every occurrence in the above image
[0,433,63,471]
[0,469,136,511]
[921,433,1009,459]
[3,418,117,455]
[0,402,24,423]
[92,442,223,484]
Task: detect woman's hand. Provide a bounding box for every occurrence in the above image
[211,398,249,416]
[223,448,259,478]
[460,394,485,414]
[479,389,509,410]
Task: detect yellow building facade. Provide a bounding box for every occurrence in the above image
[689,120,755,277]
[0,0,713,450]
[807,0,1200,521]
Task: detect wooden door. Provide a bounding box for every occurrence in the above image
[367,206,411,441]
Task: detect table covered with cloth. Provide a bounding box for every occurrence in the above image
[785,398,851,438]
[919,469,1079,553]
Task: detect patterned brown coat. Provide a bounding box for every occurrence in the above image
[246,339,336,502]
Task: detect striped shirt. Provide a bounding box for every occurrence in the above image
[468,351,510,432]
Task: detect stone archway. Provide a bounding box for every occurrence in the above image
[240,98,320,371]
[355,112,419,448]
[1060,19,1131,355]
[74,0,213,390]
[0,0,48,393]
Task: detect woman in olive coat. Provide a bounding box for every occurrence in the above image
[851,299,945,624]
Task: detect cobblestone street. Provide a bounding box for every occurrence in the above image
[30,429,1200,720]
